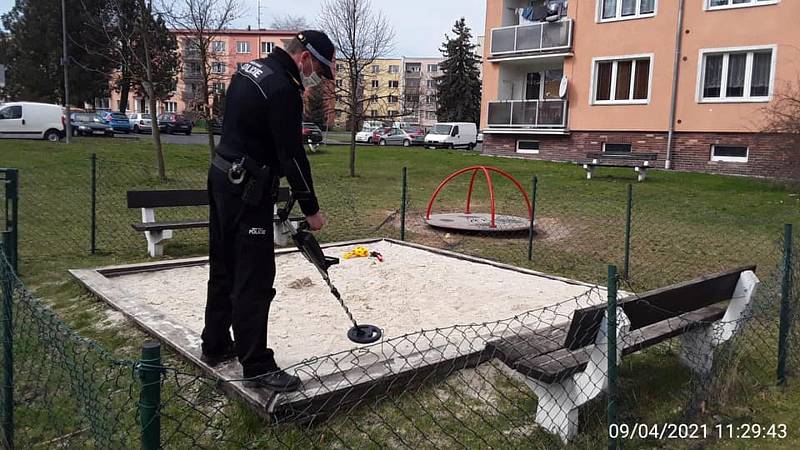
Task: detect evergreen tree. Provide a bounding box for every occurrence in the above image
[304,84,328,127]
[1,0,115,104]
[435,18,482,124]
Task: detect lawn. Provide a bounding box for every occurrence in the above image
[1,137,799,448]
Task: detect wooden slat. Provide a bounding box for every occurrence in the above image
[127,190,209,208]
[513,303,727,383]
[484,323,569,363]
[564,266,755,350]
[131,220,209,232]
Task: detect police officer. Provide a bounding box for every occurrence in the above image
[200,31,335,392]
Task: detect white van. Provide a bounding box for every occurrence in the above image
[0,102,65,142]
[424,122,478,149]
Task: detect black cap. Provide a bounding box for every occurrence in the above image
[297,30,336,80]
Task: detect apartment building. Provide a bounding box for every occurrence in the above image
[481,0,800,179]
[109,29,296,116]
[334,56,443,129]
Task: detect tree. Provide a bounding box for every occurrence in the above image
[0,0,115,104]
[304,84,328,127]
[164,0,242,158]
[435,18,481,124]
[319,0,395,177]
[270,14,308,30]
[762,80,800,149]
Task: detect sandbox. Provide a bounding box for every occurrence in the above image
[71,238,607,417]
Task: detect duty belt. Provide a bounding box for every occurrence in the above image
[212,153,277,206]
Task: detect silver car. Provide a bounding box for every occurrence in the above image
[375,128,412,147]
[128,113,153,134]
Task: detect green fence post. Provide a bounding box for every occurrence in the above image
[90,154,97,254]
[623,184,633,280]
[0,242,12,450]
[777,223,793,385]
[527,176,538,261]
[3,169,18,273]
[607,264,618,450]
[139,341,162,450]
[400,167,407,241]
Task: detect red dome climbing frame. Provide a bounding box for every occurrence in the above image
[425,166,532,232]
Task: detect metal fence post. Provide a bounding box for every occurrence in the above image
[623,184,633,280]
[139,341,162,450]
[607,264,618,450]
[777,223,793,385]
[527,176,538,261]
[0,242,12,450]
[400,167,407,241]
[90,154,97,254]
[2,169,18,273]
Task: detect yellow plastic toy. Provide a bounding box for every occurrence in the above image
[343,246,370,260]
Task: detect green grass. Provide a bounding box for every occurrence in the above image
[1,137,799,448]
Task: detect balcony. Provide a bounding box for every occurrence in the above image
[487,100,568,130]
[404,70,422,79]
[490,19,572,57]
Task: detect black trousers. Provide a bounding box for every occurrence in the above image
[202,167,278,377]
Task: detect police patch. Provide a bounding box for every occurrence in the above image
[238,61,273,83]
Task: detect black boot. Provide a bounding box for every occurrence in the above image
[243,368,301,392]
[200,342,237,367]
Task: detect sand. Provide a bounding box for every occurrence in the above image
[107,240,601,370]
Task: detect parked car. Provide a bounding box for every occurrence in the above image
[425,122,478,149]
[404,126,427,146]
[128,113,152,134]
[375,127,413,147]
[477,132,484,143]
[70,112,114,137]
[207,117,223,135]
[355,126,381,143]
[0,102,64,142]
[99,111,131,133]
[302,122,323,144]
[158,113,193,135]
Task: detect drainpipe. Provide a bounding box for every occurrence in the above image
[665,0,686,170]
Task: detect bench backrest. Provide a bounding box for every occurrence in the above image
[127,187,292,209]
[564,265,756,350]
[586,152,658,161]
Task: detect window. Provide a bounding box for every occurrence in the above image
[371,65,380,74]
[706,0,778,10]
[426,95,436,103]
[212,82,225,94]
[389,80,399,88]
[94,97,110,109]
[336,79,343,87]
[370,110,378,117]
[405,94,420,103]
[406,64,421,73]
[603,143,632,153]
[0,106,21,120]
[428,64,438,72]
[388,65,400,74]
[389,110,398,117]
[236,41,250,53]
[699,47,774,102]
[212,40,225,53]
[388,95,398,103]
[369,94,378,102]
[711,145,748,162]
[260,41,275,54]
[517,141,540,154]
[592,56,652,104]
[163,101,177,113]
[371,80,379,88]
[599,0,656,21]
[211,62,225,74]
[336,63,344,72]
[427,79,436,88]
[335,94,343,102]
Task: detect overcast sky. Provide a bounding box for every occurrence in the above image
[0,0,487,57]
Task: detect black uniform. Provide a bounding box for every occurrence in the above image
[202,48,319,378]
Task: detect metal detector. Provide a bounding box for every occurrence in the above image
[275,192,382,345]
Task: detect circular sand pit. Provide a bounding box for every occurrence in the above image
[425,213,531,233]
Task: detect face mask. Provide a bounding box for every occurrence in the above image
[301,58,322,89]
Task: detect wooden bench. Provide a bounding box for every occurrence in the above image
[485,266,759,442]
[581,152,658,182]
[127,190,210,257]
[127,188,294,257]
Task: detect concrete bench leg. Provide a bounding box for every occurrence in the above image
[583,164,595,180]
[141,208,173,257]
[635,167,647,182]
[679,270,759,374]
[500,308,630,442]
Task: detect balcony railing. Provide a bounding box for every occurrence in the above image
[487,100,568,129]
[404,70,422,78]
[490,19,572,56]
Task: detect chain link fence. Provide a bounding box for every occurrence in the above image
[1,157,799,448]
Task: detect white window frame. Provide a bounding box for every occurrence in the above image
[428,64,438,72]
[212,40,226,54]
[236,41,250,54]
[163,101,177,113]
[696,45,777,103]
[704,0,779,11]
[516,140,540,154]
[371,80,379,88]
[260,41,275,54]
[211,62,226,74]
[597,0,658,23]
[388,65,400,74]
[710,144,749,162]
[388,80,399,88]
[590,53,654,105]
